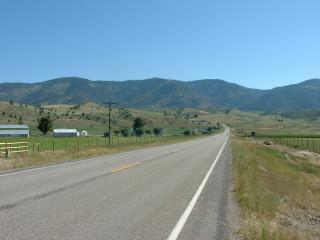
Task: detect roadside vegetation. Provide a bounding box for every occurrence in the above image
[258,136,320,153]
[0,101,226,171]
[0,134,206,172]
[232,136,320,240]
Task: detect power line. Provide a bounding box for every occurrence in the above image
[103,101,117,145]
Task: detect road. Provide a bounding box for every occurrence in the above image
[0,130,234,240]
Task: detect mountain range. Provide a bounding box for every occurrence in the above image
[0,77,320,111]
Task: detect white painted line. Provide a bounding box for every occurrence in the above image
[166,132,229,240]
[0,146,160,177]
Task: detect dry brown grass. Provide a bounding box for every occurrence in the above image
[0,135,202,172]
[232,136,320,240]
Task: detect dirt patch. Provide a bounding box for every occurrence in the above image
[250,138,320,167]
[278,207,320,237]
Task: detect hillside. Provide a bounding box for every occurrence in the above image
[1,77,320,111]
[1,101,319,136]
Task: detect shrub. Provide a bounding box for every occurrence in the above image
[183,130,191,136]
[153,128,163,136]
[135,128,144,137]
[120,128,129,137]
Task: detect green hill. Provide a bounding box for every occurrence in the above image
[1,77,320,111]
[1,101,319,136]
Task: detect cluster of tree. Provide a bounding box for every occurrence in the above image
[35,115,165,137]
[104,118,164,138]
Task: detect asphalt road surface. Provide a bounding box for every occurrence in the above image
[0,130,233,240]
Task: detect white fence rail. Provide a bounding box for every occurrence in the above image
[0,142,29,158]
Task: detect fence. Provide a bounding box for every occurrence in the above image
[0,135,188,156]
[35,136,162,152]
[0,142,30,158]
[261,136,320,153]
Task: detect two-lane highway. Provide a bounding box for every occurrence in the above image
[0,130,233,240]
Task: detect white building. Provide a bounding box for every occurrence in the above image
[53,129,79,137]
[80,130,88,137]
[0,125,30,138]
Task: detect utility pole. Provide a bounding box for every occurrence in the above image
[104,101,117,145]
[185,116,189,129]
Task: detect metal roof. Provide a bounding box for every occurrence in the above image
[0,130,29,135]
[53,129,78,133]
[0,125,29,129]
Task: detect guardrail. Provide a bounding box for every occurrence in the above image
[0,142,30,158]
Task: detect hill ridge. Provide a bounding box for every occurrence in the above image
[0,77,320,111]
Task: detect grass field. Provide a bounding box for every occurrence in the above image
[232,136,320,240]
[0,102,215,135]
[0,135,170,152]
[2,101,320,137]
[0,134,207,172]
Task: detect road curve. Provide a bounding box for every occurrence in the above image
[0,130,233,240]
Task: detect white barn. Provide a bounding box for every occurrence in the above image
[53,129,79,137]
[0,125,30,138]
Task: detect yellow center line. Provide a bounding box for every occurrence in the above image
[111,162,141,173]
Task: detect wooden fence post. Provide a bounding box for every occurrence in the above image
[5,142,9,158]
[313,139,315,151]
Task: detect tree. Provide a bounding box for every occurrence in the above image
[120,128,129,137]
[135,127,144,137]
[153,128,163,136]
[133,117,144,130]
[37,116,53,135]
[113,129,120,136]
[183,130,191,136]
[207,127,213,134]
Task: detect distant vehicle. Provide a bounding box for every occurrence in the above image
[53,129,79,137]
[0,125,30,138]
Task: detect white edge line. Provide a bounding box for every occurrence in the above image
[166,132,229,240]
[0,134,219,177]
[0,145,161,177]
[0,145,165,177]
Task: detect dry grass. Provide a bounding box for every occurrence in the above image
[0,135,202,172]
[232,137,320,240]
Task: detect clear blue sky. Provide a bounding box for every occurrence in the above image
[1,0,319,89]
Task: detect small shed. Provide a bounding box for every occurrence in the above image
[80,130,88,137]
[0,125,30,138]
[53,129,79,137]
